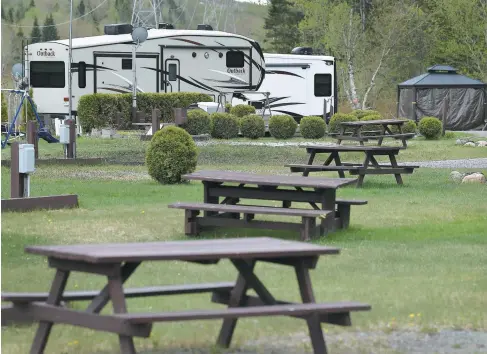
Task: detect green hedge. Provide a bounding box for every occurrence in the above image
[183,109,212,135]
[299,116,326,139]
[146,126,198,184]
[78,92,213,132]
[268,114,297,139]
[418,116,442,139]
[351,109,381,120]
[230,104,256,117]
[210,112,239,139]
[328,113,358,134]
[240,114,265,139]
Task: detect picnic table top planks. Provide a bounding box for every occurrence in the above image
[182,170,357,189]
[300,144,404,152]
[339,119,408,126]
[24,237,341,264]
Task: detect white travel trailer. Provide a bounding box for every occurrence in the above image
[23,26,266,121]
[232,48,337,123]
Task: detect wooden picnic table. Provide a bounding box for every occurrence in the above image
[170,170,360,240]
[335,119,415,147]
[286,145,419,187]
[6,237,371,354]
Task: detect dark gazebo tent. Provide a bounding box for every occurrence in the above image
[397,65,487,130]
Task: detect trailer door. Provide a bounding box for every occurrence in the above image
[94,53,159,94]
[164,59,180,92]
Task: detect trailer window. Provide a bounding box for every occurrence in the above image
[30,61,65,88]
[314,74,332,97]
[121,59,132,70]
[226,51,244,68]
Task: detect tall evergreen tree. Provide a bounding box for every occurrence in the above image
[264,0,303,53]
[29,0,36,8]
[30,17,42,43]
[1,5,5,20]
[77,0,86,16]
[42,14,59,41]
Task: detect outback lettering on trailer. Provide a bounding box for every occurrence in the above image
[227,68,245,74]
[37,50,55,57]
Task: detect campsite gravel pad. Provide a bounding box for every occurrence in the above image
[140,330,487,354]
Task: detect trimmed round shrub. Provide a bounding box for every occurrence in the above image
[225,103,232,113]
[351,109,380,120]
[328,113,358,134]
[418,116,442,139]
[390,118,417,134]
[230,104,256,117]
[146,126,198,184]
[360,114,382,134]
[268,114,298,139]
[183,109,211,135]
[299,116,326,139]
[210,112,239,139]
[240,114,265,139]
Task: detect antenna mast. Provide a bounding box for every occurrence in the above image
[132,0,165,28]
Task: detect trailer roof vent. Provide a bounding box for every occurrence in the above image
[104,23,133,35]
[291,47,313,55]
[197,24,213,31]
[158,23,175,29]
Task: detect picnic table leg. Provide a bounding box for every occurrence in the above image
[30,269,70,354]
[295,261,328,354]
[332,152,346,178]
[336,126,345,145]
[107,269,137,354]
[356,154,371,187]
[203,181,220,217]
[303,151,317,177]
[377,125,387,146]
[318,189,337,235]
[216,260,254,348]
[388,154,404,185]
[355,127,365,146]
[398,124,408,148]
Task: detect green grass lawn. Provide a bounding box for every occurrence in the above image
[1,135,487,353]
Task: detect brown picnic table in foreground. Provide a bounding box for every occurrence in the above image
[335,119,415,147]
[169,170,364,240]
[2,237,371,354]
[286,145,419,187]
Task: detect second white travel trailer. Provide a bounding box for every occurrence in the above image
[23,24,266,122]
[232,47,337,123]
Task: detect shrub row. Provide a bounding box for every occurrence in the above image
[78,92,213,132]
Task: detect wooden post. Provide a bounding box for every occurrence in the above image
[152,108,161,135]
[65,119,76,159]
[10,142,25,198]
[27,120,39,159]
[442,92,449,137]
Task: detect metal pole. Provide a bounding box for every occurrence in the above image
[132,41,137,121]
[68,0,73,122]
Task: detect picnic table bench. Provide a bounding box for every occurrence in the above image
[335,119,415,147]
[286,145,419,187]
[169,170,366,240]
[2,237,371,354]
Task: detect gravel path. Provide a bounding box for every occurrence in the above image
[134,330,487,354]
[400,158,487,169]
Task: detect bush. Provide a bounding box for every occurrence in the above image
[225,103,232,113]
[299,116,326,139]
[145,126,197,184]
[390,118,417,134]
[418,116,442,139]
[1,93,8,123]
[268,114,297,139]
[183,109,211,135]
[78,92,213,132]
[351,109,380,120]
[360,114,382,134]
[210,112,239,139]
[328,113,358,134]
[230,104,256,117]
[240,114,265,139]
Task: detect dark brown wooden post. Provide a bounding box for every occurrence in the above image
[152,108,161,135]
[27,120,39,159]
[10,142,23,198]
[65,119,76,159]
[136,111,145,124]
